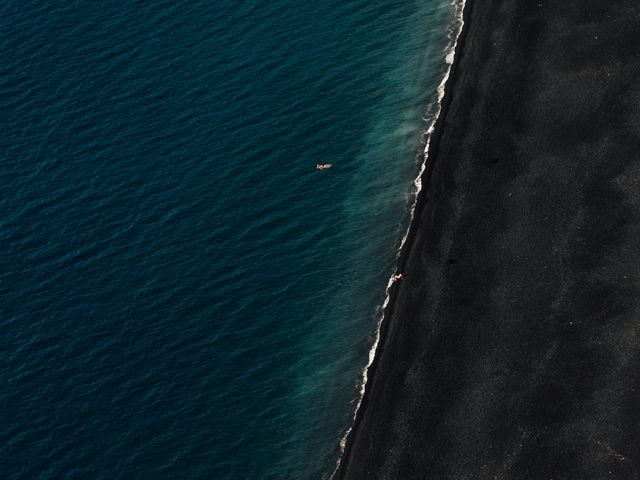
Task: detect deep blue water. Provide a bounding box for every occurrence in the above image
[1,1,456,478]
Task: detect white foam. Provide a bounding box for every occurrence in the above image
[330,1,468,477]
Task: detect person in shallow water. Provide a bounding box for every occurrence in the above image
[391,273,403,281]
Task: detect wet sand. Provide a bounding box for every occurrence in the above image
[335,0,640,478]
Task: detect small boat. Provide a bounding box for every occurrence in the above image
[316,163,332,170]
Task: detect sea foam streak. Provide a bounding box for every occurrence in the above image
[330,1,468,477]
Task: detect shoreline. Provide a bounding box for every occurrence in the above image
[334,0,640,477]
[332,0,473,476]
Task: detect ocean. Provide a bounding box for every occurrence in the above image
[0,1,457,478]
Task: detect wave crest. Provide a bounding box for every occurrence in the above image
[330,0,469,477]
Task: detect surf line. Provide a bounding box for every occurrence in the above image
[330,0,469,477]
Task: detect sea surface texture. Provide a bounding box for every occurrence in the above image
[1,1,454,478]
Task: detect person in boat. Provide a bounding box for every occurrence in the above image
[316,163,332,170]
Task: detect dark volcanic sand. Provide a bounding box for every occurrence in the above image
[335,0,640,478]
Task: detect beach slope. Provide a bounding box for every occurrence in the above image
[335,0,640,478]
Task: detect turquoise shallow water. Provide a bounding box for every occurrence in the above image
[1,0,455,478]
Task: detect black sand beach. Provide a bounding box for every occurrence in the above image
[335,0,640,478]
